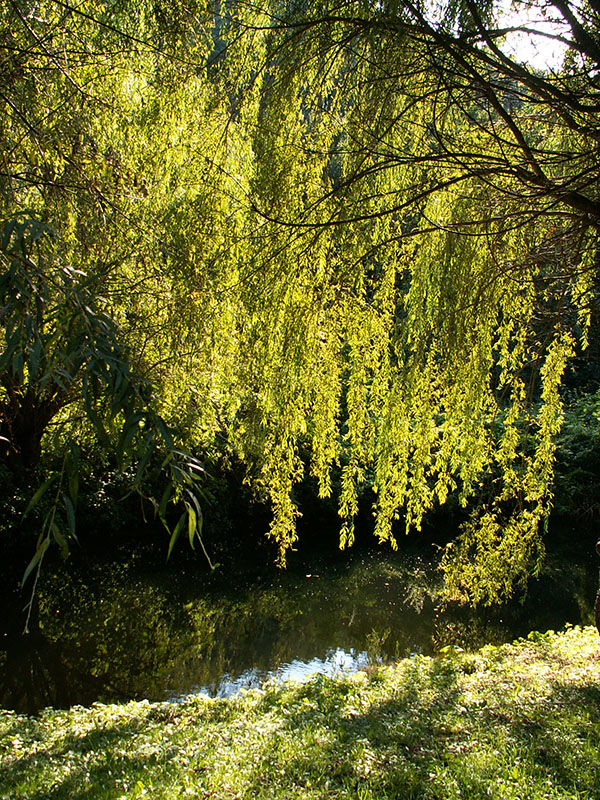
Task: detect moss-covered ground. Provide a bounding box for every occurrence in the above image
[2,626,600,799]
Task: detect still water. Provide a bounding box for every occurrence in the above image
[0,546,596,714]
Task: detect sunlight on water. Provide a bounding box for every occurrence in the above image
[173,647,373,701]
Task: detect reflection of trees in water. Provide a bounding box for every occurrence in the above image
[1,619,69,715]
[0,595,111,714]
[0,552,594,713]
[431,568,596,654]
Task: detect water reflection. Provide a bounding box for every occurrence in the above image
[0,549,595,714]
[175,648,372,701]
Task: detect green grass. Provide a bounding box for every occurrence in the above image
[2,625,600,799]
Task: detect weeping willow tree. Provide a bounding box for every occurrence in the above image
[198,0,600,603]
[2,0,599,605]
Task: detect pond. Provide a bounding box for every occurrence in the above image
[0,541,596,714]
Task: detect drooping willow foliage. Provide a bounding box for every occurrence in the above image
[1,0,598,603]
[208,0,600,602]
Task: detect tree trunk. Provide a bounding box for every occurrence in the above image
[0,383,63,471]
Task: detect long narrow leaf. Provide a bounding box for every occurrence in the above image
[68,471,79,506]
[51,522,69,558]
[23,477,55,519]
[62,493,78,543]
[185,502,197,548]
[156,417,174,448]
[166,512,186,561]
[116,412,143,463]
[22,536,50,585]
[185,487,202,520]
[133,432,155,486]
[85,405,110,446]
[158,483,172,523]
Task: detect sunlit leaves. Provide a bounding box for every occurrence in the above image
[3,0,600,604]
[209,0,600,602]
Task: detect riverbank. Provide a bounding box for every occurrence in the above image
[2,626,600,799]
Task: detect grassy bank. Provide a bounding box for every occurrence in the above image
[2,626,600,799]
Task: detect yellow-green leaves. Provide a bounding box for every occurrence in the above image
[4,0,599,605]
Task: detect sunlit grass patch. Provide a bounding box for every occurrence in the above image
[1,625,600,799]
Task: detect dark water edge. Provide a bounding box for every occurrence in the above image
[1,523,598,716]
